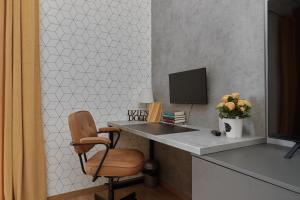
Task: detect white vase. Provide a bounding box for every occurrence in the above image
[219,118,225,133]
[222,118,243,138]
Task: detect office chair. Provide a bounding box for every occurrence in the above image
[68,111,144,200]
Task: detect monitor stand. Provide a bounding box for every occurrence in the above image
[284,142,300,159]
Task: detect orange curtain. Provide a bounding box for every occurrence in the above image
[0,0,4,199]
[0,0,47,199]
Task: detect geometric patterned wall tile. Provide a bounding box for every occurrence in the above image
[40,0,151,196]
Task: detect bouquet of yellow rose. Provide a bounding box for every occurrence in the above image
[216,92,252,119]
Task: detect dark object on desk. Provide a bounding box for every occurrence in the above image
[124,123,198,135]
[211,130,221,136]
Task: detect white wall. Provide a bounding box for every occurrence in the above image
[40,0,151,196]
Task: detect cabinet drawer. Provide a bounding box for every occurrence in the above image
[192,157,300,200]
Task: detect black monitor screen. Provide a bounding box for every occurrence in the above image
[169,68,208,104]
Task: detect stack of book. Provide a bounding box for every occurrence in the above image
[162,111,186,124]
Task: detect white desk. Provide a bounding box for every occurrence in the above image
[108,121,300,200]
[107,121,266,156]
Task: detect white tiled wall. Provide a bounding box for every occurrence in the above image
[40,0,151,196]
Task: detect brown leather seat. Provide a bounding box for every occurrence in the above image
[85,149,144,177]
[68,111,144,178]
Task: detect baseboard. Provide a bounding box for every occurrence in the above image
[267,137,295,147]
[160,181,192,200]
[47,185,106,200]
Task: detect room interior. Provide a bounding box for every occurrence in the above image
[1,0,300,200]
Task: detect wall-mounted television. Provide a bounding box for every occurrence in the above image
[169,68,208,104]
[268,0,300,158]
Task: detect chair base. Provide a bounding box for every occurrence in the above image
[94,177,143,200]
[95,192,137,200]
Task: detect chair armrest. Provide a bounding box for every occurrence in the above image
[79,137,111,145]
[98,127,121,149]
[98,127,121,133]
[70,137,110,181]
